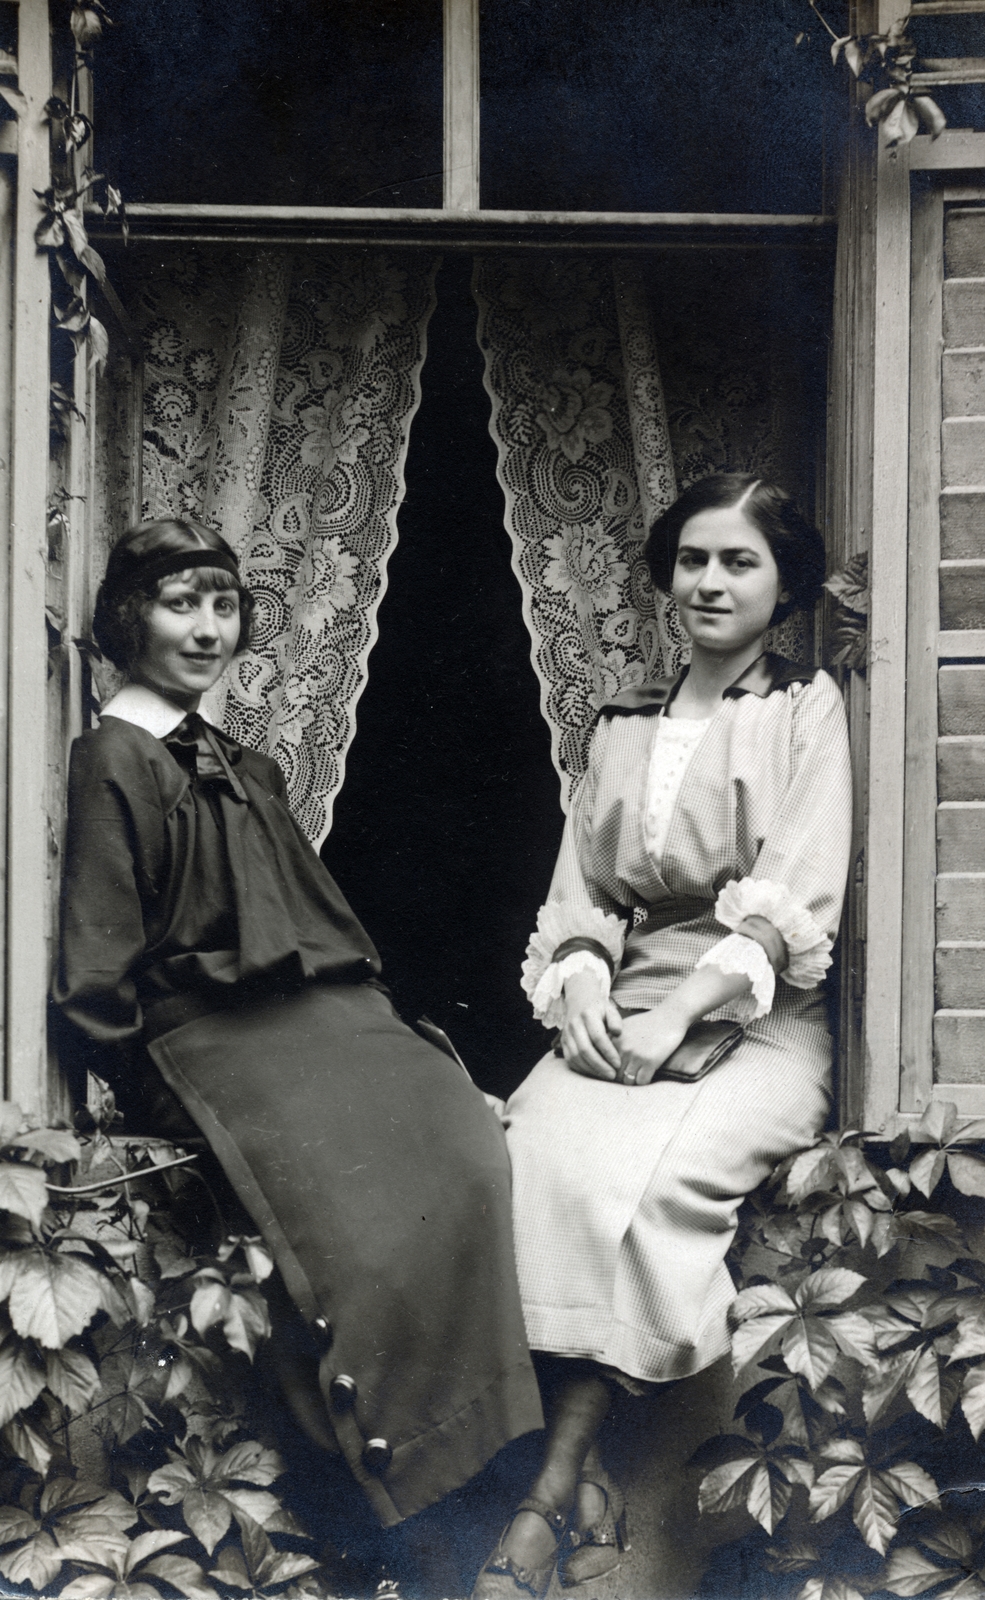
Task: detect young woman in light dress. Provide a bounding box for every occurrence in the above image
[473,474,853,1598]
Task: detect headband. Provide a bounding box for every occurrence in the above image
[107,547,241,596]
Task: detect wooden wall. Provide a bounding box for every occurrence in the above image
[935,202,985,1086]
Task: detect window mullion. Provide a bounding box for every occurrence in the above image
[443,0,479,210]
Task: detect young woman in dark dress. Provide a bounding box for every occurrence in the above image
[55,518,542,1531]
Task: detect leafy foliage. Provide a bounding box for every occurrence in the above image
[696,1103,985,1597]
[37,4,126,441]
[807,6,947,148]
[824,555,868,673]
[0,1098,331,1597]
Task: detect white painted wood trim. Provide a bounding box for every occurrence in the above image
[6,0,51,1116]
[900,184,944,1116]
[99,204,834,227]
[0,166,13,1079]
[443,0,479,211]
[862,132,913,1134]
[940,629,985,656]
[911,130,985,170]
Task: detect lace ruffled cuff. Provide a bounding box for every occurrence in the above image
[697,933,775,1021]
[521,902,625,1027]
[529,952,612,1029]
[713,877,833,990]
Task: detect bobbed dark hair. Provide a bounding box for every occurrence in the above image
[644,473,827,625]
[93,518,255,672]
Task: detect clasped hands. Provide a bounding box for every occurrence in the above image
[560,969,688,1087]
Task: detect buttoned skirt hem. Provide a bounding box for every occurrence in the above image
[372,1358,545,1524]
[146,981,543,1523]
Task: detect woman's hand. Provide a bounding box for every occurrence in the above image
[618,999,690,1086]
[561,968,623,1082]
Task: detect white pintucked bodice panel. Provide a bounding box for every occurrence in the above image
[642,715,711,863]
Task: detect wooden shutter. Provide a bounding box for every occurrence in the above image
[903,185,985,1115]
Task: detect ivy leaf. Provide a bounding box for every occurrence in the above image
[0,1529,64,1589]
[0,1161,48,1228]
[854,1469,907,1555]
[88,315,109,375]
[883,1542,958,1595]
[125,1276,155,1327]
[180,1488,232,1555]
[745,1462,793,1535]
[946,1152,985,1199]
[44,1345,100,1414]
[211,1508,318,1589]
[11,1128,80,1164]
[0,1505,39,1544]
[865,86,904,126]
[0,1331,46,1424]
[913,95,947,140]
[700,1448,811,1535]
[141,1553,218,1599]
[883,96,921,146]
[796,1580,867,1600]
[798,1270,867,1311]
[909,1148,947,1199]
[844,38,866,76]
[6,1250,104,1346]
[209,1545,253,1589]
[216,1441,283,1487]
[99,1348,162,1444]
[809,1462,863,1522]
[2,1416,53,1475]
[189,1283,270,1360]
[960,1362,985,1441]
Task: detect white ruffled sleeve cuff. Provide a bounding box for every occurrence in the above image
[521,902,625,1028]
[697,933,775,1020]
[713,877,833,990]
[528,951,612,1029]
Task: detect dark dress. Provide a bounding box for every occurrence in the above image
[55,711,542,1526]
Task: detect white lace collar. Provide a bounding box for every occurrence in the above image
[99,683,214,739]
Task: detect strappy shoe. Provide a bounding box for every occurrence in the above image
[557,1466,629,1588]
[471,1495,568,1600]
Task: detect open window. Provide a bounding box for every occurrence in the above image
[3,0,875,1116]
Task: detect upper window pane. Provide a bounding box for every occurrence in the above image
[95,0,443,206]
[480,0,842,214]
[909,13,985,135]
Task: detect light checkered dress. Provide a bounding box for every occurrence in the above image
[504,660,853,1384]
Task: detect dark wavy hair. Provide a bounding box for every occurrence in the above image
[93,519,255,672]
[644,474,827,625]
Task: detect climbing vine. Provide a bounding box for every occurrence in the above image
[39,3,124,440]
[805,5,947,147]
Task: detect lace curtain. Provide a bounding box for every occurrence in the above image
[96,248,439,845]
[473,256,681,807]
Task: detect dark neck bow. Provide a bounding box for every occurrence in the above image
[164,713,249,802]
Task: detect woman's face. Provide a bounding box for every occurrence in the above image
[131,573,241,707]
[672,506,787,655]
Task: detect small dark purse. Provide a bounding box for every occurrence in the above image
[655,1019,745,1083]
[551,1016,744,1082]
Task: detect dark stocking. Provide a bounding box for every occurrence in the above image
[496,1365,612,1572]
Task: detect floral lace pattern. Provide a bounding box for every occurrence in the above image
[474,256,680,806]
[100,249,439,845]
